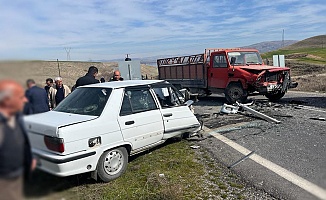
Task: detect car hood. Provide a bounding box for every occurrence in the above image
[24,111,98,137]
[239,65,290,72]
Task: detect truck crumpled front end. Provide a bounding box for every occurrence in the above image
[255,68,298,101]
[241,66,298,101]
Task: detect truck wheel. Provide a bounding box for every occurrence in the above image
[225,83,248,104]
[97,147,128,182]
[265,92,285,102]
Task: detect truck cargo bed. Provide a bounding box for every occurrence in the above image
[157,54,207,88]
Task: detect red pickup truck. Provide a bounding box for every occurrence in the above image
[157,48,298,103]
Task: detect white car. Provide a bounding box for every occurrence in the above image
[24,80,200,182]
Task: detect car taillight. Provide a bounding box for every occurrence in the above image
[44,136,65,153]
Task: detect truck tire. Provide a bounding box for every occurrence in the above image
[97,147,128,182]
[265,91,285,102]
[225,83,248,104]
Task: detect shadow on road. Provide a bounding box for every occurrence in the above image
[278,96,326,109]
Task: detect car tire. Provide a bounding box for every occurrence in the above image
[97,147,128,182]
[225,83,248,104]
[265,91,285,102]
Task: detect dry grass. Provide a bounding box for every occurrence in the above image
[292,74,326,92]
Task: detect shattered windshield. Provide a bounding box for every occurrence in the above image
[228,52,263,65]
[54,87,112,116]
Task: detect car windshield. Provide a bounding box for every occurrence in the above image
[54,87,112,116]
[228,52,263,65]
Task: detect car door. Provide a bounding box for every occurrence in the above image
[118,87,164,150]
[152,84,200,139]
[208,53,229,89]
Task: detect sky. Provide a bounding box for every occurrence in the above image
[0,0,325,61]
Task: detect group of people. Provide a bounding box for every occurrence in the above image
[23,77,71,115]
[23,66,123,115]
[0,66,123,200]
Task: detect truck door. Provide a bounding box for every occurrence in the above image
[152,84,200,139]
[118,87,164,150]
[208,53,229,89]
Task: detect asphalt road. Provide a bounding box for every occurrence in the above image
[193,91,326,200]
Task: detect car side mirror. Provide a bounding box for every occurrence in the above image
[230,57,236,65]
[184,100,194,107]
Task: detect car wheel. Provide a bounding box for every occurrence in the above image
[265,91,285,102]
[225,83,248,104]
[97,147,128,182]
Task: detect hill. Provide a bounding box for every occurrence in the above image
[261,35,326,92]
[283,35,326,50]
[242,40,297,53]
[262,35,326,64]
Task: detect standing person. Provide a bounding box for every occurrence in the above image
[110,70,124,81]
[0,80,36,200]
[75,66,100,88]
[49,77,71,109]
[44,78,55,109]
[24,79,49,115]
[44,78,54,95]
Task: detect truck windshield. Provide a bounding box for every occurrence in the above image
[54,87,112,116]
[228,52,263,65]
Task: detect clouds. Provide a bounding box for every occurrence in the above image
[0,0,325,60]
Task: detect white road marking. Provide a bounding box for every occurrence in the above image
[207,125,326,200]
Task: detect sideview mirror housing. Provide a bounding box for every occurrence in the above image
[230,57,236,65]
[230,57,236,72]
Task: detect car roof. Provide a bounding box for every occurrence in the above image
[79,80,165,89]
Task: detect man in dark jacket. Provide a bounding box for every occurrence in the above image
[0,80,36,200]
[24,79,49,115]
[75,66,100,88]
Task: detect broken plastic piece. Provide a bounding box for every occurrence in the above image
[220,104,239,114]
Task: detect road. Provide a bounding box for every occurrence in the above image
[193,91,326,200]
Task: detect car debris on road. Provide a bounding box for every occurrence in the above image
[220,101,281,123]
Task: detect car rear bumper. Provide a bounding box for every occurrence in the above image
[33,148,99,177]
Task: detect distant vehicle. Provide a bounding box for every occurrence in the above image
[157,48,298,103]
[24,80,200,182]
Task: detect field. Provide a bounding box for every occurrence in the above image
[0,61,158,88]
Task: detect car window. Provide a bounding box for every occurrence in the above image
[213,54,227,68]
[153,86,184,108]
[120,88,157,116]
[54,87,112,116]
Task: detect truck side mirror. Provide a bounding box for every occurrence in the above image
[230,57,236,72]
[230,57,236,65]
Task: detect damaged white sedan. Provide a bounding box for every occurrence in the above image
[24,80,200,182]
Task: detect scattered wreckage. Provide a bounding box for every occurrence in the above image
[220,102,281,123]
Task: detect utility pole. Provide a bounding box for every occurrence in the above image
[57,59,61,77]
